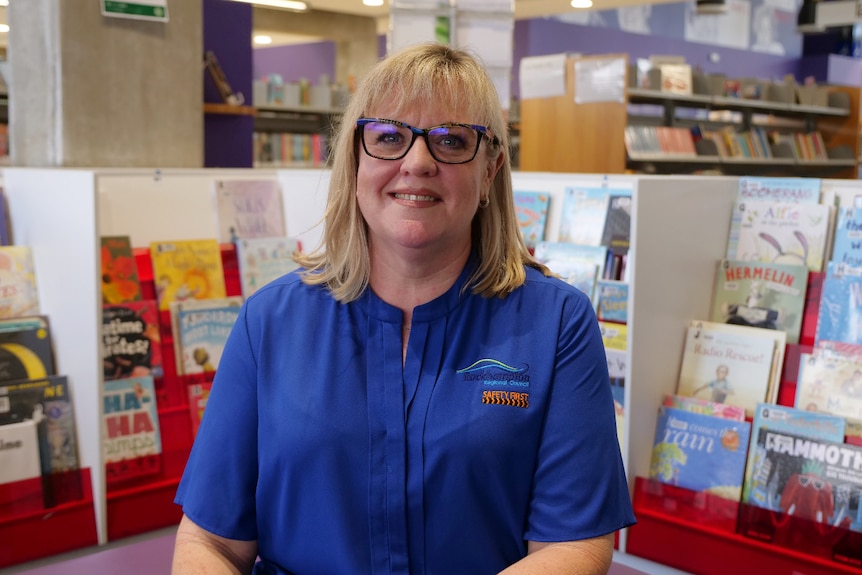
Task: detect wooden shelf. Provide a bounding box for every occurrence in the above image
[203,103,256,116]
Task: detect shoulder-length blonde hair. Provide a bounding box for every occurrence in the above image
[295,42,548,302]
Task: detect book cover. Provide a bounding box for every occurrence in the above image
[746,427,862,535]
[150,239,227,312]
[649,405,751,501]
[0,319,56,383]
[830,206,862,268]
[676,322,776,419]
[558,186,612,246]
[100,235,143,304]
[512,190,551,250]
[600,193,632,252]
[728,200,832,273]
[187,380,214,438]
[596,279,628,323]
[709,258,809,344]
[102,375,162,484]
[0,419,42,484]
[737,177,822,204]
[102,300,163,380]
[236,236,300,299]
[533,241,609,282]
[662,393,746,421]
[213,179,286,243]
[599,320,628,352]
[0,245,40,319]
[742,402,846,504]
[171,297,243,375]
[606,346,626,453]
[549,259,599,305]
[814,262,862,346]
[795,352,862,421]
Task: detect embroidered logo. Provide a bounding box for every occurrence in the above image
[457,359,530,409]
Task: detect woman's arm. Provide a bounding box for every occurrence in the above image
[172,515,259,575]
[498,534,614,575]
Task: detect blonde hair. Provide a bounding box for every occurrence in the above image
[295,42,548,301]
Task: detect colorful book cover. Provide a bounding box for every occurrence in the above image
[746,427,862,534]
[100,235,143,304]
[662,393,746,421]
[596,279,628,323]
[0,319,56,383]
[213,179,286,243]
[0,245,40,319]
[187,380,214,438]
[599,320,627,352]
[150,239,227,312]
[814,262,862,346]
[728,200,832,273]
[830,206,862,268]
[676,322,776,419]
[649,405,751,501]
[550,259,598,305]
[795,352,862,421]
[737,177,822,204]
[236,236,300,299]
[102,375,162,484]
[102,300,163,380]
[513,190,550,250]
[742,402,846,504]
[709,258,809,344]
[558,187,612,246]
[171,297,242,375]
[533,241,608,282]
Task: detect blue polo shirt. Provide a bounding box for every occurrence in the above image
[175,261,635,575]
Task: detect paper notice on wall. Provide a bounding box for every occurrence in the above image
[519,54,567,100]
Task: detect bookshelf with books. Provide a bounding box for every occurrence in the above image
[519,53,861,179]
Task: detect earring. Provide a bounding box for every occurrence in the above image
[479,197,490,208]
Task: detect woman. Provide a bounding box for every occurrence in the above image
[172,42,635,575]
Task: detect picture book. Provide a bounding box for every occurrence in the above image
[512,190,551,250]
[102,300,163,380]
[549,259,599,304]
[727,200,832,273]
[0,245,40,319]
[599,320,627,352]
[533,241,609,282]
[0,375,79,475]
[648,405,751,501]
[171,297,243,375]
[0,318,56,383]
[737,177,822,204]
[600,193,632,252]
[676,322,776,419]
[102,375,162,484]
[558,187,615,246]
[187,380,214,438]
[742,402,846,504]
[795,351,862,421]
[100,235,143,304]
[709,259,809,344]
[236,236,300,299]
[596,279,628,323]
[662,394,746,421]
[830,206,862,268]
[0,419,41,484]
[814,262,862,346]
[213,179,286,243]
[150,239,227,312]
[606,346,626,453]
[746,427,862,535]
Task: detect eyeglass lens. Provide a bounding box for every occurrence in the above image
[361,121,481,163]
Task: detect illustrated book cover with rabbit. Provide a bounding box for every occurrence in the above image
[709,258,808,344]
[726,200,833,274]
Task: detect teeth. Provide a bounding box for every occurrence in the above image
[395,193,437,202]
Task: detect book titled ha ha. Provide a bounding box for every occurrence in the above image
[102,375,162,485]
[649,406,751,501]
[512,190,550,250]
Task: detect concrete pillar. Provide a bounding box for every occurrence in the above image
[8,0,203,167]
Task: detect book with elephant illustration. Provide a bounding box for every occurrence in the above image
[726,200,833,274]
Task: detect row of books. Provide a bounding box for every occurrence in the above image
[253,131,329,168]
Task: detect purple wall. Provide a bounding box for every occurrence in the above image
[253,41,337,85]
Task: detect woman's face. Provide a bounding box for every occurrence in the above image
[355,98,500,260]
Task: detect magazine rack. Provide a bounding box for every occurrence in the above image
[0,468,98,568]
[627,477,862,575]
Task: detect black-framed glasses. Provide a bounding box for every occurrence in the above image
[356,118,499,164]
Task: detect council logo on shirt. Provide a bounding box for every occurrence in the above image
[456,358,531,409]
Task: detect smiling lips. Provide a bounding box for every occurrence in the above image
[394,193,438,202]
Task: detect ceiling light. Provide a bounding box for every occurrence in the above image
[0,1,8,6]
[363,0,385,5]
[228,0,309,12]
[571,0,593,7]
[254,35,273,45]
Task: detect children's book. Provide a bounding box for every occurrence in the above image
[599,320,628,352]
[709,259,809,344]
[814,262,862,346]
[150,239,227,312]
[600,193,632,252]
[534,241,609,282]
[102,375,162,485]
[512,190,551,250]
[549,259,599,305]
[596,279,628,323]
[830,207,862,268]
[676,322,776,419]
[737,177,822,204]
[187,380,214,438]
[213,179,286,243]
[170,297,243,375]
[795,351,862,421]
[662,394,746,421]
[236,236,300,299]
[102,300,163,380]
[600,322,627,452]
[558,187,615,246]
[727,200,832,273]
[742,402,845,504]
[649,405,751,501]
[0,419,42,484]
[0,246,40,319]
[0,317,56,383]
[100,235,143,304]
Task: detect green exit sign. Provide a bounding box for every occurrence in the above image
[101,1,169,22]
